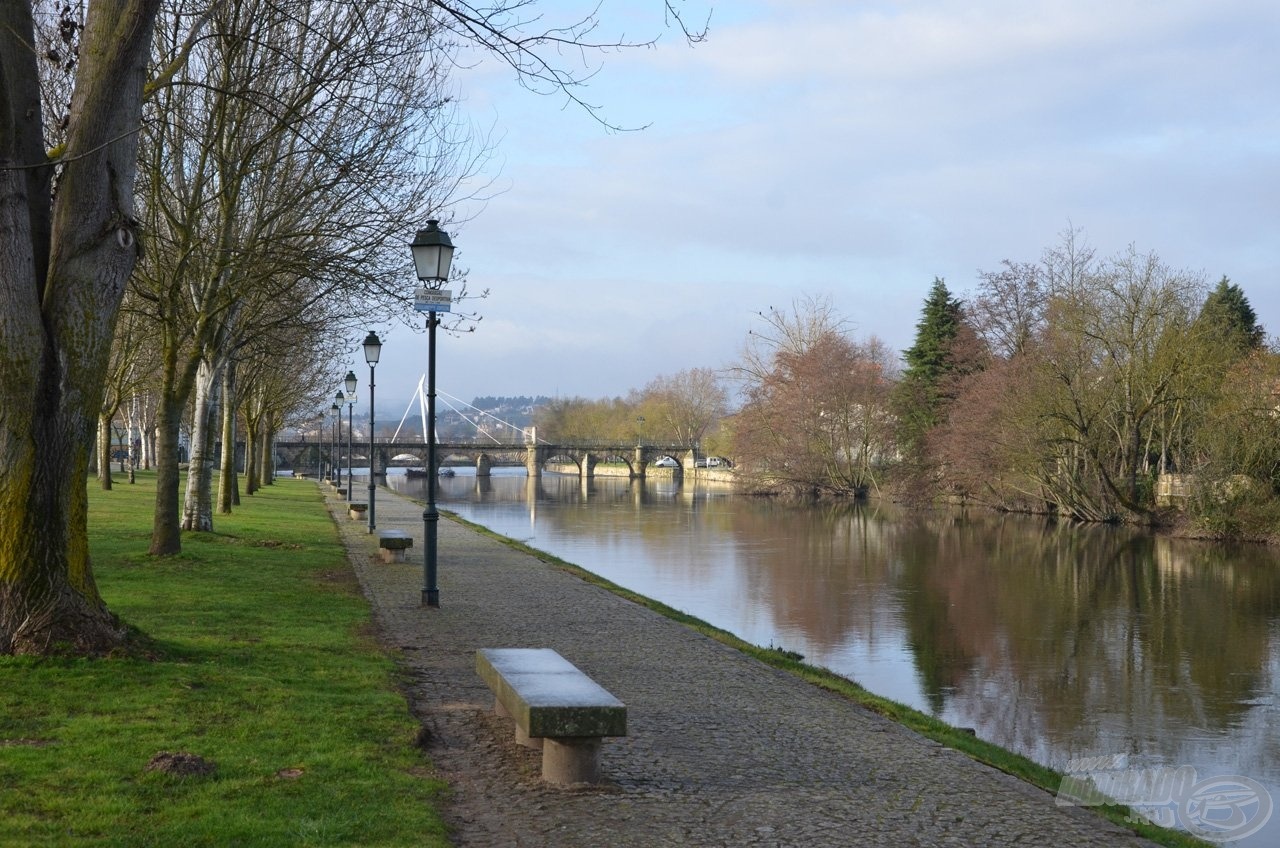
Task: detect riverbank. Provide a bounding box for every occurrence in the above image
[329,484,1200,847]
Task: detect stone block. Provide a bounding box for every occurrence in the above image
[378,530,413,564]
[475,648,626,786]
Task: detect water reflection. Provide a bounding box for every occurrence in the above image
[389,469,1280,845]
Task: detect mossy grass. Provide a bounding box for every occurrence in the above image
[0,471,448,847]
[443,508,1212,848]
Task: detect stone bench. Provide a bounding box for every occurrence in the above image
[475,648,627,785]
[335,486,346,498]
[348,502,368,520]
[377,530,413,563]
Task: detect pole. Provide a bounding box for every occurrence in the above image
[423,312,440,607]
[346,400,354,502]
[368,362,377,532]
[330,414,337,483]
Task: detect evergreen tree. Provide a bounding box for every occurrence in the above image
[1198,277,1264,354]
[903,278,963,382]
[894,279,967,452]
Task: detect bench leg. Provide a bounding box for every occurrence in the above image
[542,737,602,785]
[379,548,407,563]
[515,726,543,750]
[493,698,543,749]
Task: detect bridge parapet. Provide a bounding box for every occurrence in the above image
[273,438,702,479]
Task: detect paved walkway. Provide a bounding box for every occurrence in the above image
[324,484,1157,847]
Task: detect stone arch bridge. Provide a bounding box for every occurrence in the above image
[274,438,700,480]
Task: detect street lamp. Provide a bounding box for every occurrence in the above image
[334,390,344,491]
[330,400,340,484]
[363,331,382,533]
[344,371,357,503]
[410,219,455,608]
[313,414,323,478]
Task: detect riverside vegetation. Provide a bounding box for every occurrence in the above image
[532,234,1278,541]
[0,473,448,846]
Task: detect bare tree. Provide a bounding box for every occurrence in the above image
[635,368,729,447]
[940,235,1210,521]
[0,0,161,654]
[969,261,1048,359]
[136,0,480,548]
[732,296,895,496]
[734,293,849,386]
[0,0,709,655]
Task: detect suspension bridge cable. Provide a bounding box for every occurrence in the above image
[435,394,503,444]
[437,389,545,442]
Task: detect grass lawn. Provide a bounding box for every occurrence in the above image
[0,472,449,847]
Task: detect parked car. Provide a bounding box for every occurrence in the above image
[694,456,732,468]
[653,456,679,468]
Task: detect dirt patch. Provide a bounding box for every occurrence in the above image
[317,568,361,590]
[252,539,304,550]
[145,751,217,777]
[0,738,53,748]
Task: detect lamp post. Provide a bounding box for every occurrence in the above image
[344,371,357,503]
[363,331,382,533]
[333,390,344,491]
[330,400,340,484]
[313,414,323,478]
[410,219,455,608]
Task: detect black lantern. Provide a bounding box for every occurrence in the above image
[363,332,382,533]
[410,220,455,283]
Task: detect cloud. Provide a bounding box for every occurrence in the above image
[424,0,1280,400]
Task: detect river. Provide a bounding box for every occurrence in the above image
[387,467,1280,844]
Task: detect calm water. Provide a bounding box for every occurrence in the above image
[388,468,1280,843]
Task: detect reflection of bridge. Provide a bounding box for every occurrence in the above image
[275,438,700,479]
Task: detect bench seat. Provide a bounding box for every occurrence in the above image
[377,530,413,563]
[476,648,626,785]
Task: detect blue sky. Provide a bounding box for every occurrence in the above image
[366,0,1280,409]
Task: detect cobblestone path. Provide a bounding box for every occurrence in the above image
[326,485,1155,847]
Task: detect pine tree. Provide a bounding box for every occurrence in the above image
[894,278,967,454]
[1198,277,1264,354]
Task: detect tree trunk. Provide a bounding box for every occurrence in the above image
[244,417,260,497]
[0,0,162,654]
[218,363,238,513]
[150,399,185,556]
[140,393,155,470]
[97,414,113,490]
[260,418,274,487]
[182,360,221,532]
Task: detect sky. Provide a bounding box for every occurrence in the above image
[362,0,1280,414]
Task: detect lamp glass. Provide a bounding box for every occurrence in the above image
[344,370,357,396]
[363,331,382,366]
[410,220,455,282]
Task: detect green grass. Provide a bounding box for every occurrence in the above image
[443,508,1214,848]
[0,472,448,847]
